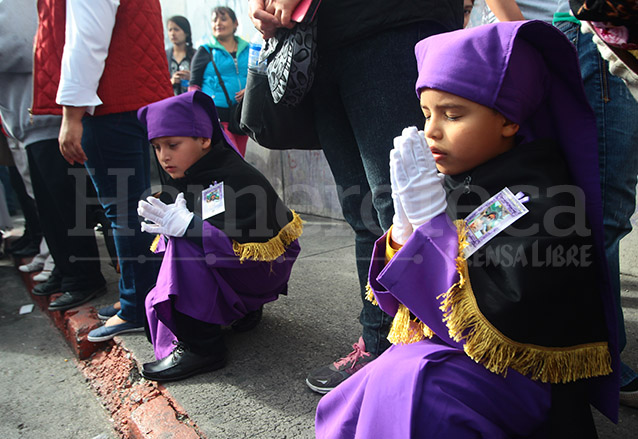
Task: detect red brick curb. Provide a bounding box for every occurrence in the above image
[79,342,205,438]
[16,258,205,438]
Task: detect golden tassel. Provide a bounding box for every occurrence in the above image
[365,283,378,305]
[149,234,162,253]
[387,304,434,345]
[232,211,304,263]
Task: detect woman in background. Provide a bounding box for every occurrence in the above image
[190,6,249,156]
[166,15,195,96]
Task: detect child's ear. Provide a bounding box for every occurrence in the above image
[502,119,520,138]
[200,137,212,150]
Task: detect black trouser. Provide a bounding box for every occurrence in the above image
[26,139,105,291]
[173,309,226,356]
[548,382,598,439]
[8,165,42,246]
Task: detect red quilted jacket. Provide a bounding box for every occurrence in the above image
[32,0,172,116]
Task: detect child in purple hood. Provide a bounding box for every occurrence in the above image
[315,21,619,438]
[136,91,302,382]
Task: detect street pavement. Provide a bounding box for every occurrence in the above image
[0,212,637,438]
[0,233,117,438]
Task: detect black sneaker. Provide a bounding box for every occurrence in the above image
[305,337,377,394]
[231,306,263,332]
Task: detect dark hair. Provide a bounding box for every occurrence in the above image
[212,6,238,24]
[167,15,193,47]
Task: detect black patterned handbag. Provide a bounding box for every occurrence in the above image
[239,69,320,150]
[262,21,318,107]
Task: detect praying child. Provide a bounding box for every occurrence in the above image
[315,21,619,438]
[136,91,302,381]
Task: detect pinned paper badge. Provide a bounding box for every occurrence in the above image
[202,182,225,219]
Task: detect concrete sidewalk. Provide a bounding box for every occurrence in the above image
[6,213,638,438]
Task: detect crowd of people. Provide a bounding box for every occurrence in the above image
[0,0,637,436]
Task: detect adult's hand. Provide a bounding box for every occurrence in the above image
[248,0,280,39]
[171,70,190,85]
[235,89,245,103]
[267,0,303,28]
[59,106,88,165]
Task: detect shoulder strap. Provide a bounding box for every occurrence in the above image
[209,49,234,107]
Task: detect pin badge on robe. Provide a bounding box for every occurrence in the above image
[463,187,528,258]
[202,182,225,219]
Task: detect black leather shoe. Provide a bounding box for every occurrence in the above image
[141,342,226,382]
[48,284,107,312]
[11,243,40,258]
[231,306,263,332]
[7,234,31,253]
[31,276,62,296]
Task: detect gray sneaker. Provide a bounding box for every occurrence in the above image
[305,337,377,394]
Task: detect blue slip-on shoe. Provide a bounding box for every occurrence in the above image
[620,377,638,409]
[87,321,144,343]
[97,304,119,321]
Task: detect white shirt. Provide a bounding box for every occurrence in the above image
[55,0,120,115]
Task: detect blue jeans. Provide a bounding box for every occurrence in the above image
[311,21,448,355]
[556,21,638,386]
[82,111,160,324]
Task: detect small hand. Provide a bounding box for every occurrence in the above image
[389,149,412,246]
[137,193,194,238]
[392,127,447,228]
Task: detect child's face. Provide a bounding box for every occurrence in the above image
[420,88,519,175]
[463,0,474,28]
[151,136,211,179]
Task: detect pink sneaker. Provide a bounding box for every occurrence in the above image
[305,337,377,394]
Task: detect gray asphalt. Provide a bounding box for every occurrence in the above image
[1,213,637,438]
[0,253,116,439]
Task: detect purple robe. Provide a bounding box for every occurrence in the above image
[316,216,551,438]
[146,221,300,359]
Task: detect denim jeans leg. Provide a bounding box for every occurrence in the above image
[312,21,447,355]
[81,112,161,324]
[557,22,638,386]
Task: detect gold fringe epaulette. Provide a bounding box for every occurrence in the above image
[438,220,612,383]
[388,303,435,345]
[365,283,378,305]
[232,210,303,263]
[150,234,162,253]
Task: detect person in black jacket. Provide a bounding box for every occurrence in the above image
[249,0,464,393]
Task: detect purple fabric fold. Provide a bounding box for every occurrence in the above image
[146,221,300,359]
[316,340,551,439]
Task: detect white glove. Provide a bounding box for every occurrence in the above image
[391,126,447,229]
[389,149,413,245]
[137,192,194,238]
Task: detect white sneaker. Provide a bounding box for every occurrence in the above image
[18,261,45,273]
[33,270,52,282]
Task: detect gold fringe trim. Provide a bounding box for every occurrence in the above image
[438,220,612,383]
[232,211,304,263]
[150,234,162,253]
[365,283,378,305]
[388,304,434,345]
